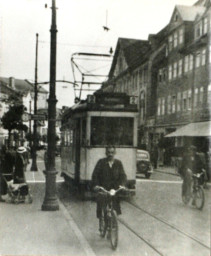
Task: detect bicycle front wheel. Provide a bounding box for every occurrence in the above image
[99,210,107,238]
[110,211,118,250]
[194,186,205,210]
[182,182,190,205]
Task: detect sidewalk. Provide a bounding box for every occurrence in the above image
[0,167,96,256]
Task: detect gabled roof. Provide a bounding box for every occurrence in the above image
[108,38,150,78]
[175,5,206,21]
[194,0,210,7]
[0,77,48,94]
[0,80,19,96]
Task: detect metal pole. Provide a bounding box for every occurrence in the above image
[29,100,32,153]
[31,33,39,171]
[42,0,59,211]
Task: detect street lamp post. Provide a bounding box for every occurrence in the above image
[29,100,32,151]
[31,33,39,172]
[42,0,59,211]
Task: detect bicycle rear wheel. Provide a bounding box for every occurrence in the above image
[194,186,204,210]
[110,211,118,250]
[99,210,107,238]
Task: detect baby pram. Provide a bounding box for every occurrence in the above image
[2,174,33,204]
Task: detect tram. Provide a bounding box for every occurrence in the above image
[60,92,138,197]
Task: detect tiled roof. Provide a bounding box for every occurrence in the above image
[176,5,206,21]
[123,39,150,69]
[108,38,151,78]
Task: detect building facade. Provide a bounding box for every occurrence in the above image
[0,76,48,146]
[102,0,211,164]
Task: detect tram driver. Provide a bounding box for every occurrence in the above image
[92,145,127,220]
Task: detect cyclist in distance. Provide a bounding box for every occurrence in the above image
[181,145,206,204]
[92,145,127,220]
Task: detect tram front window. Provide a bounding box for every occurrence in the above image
[91,117,133,146]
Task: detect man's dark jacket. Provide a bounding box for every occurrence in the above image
[92,158,127,218]
[92,158,127,190]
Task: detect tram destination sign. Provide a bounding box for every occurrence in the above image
[95,94,127,105]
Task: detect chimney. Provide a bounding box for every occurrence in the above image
[9,77,15,89]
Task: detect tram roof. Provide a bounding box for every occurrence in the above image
[62,92,138,119]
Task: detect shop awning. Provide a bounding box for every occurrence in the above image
[165,121,211,137]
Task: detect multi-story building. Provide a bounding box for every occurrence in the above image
[0,79,21,145]
[0,77,48,145]
[102,0,211,165]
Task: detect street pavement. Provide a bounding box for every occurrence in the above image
[0,159,96,256]
[0,155,210,256]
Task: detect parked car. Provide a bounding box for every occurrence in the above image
[136,149,153,179]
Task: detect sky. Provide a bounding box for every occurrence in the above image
[0,0,196,108]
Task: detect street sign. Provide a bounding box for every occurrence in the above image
[32,114,46,120]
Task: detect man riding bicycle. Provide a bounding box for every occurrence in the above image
[92,145,127,219]
[181,145,206,204]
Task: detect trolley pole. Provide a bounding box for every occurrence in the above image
[31,33,39,172]
[42,0,59,211]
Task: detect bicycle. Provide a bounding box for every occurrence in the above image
[182,171,205,210]
[95,186,127,250]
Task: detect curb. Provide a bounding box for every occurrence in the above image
[59,200,96,256]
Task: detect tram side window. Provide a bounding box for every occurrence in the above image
[91,117,133,146]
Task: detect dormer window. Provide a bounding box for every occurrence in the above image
[195,17,208,40]
[174,13,178,22]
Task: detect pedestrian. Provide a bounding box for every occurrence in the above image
[205,146,211,182]
[23,146,30,172]
[181,145,206,204]
[14,147,27,184]
[92,145,127,220]
[151,144,159,169]
[0,145,7,202]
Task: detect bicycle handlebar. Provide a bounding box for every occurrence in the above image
[94,186,129,196]
[192,171,204,179]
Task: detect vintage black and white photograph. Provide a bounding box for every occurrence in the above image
[0,0,210,255]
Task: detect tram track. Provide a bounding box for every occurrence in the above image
[118,216,164,256]
[119,200,210,253]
